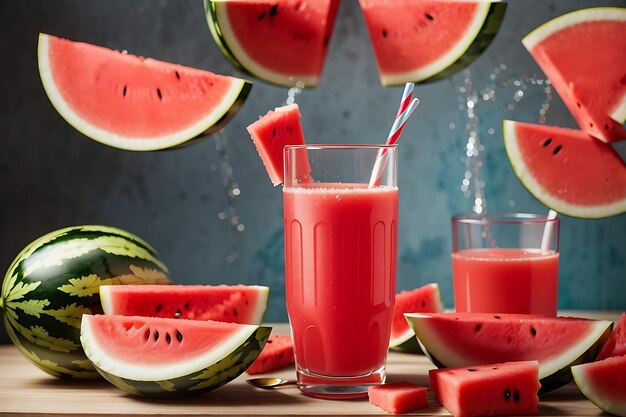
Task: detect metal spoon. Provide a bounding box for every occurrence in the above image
[246,377,298,389]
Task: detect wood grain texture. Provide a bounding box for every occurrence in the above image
[0,314,619,416]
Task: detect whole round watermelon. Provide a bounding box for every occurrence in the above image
[0,225,170,379]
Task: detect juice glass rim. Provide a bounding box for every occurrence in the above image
[284,144,398,151]
[452,212,560,226]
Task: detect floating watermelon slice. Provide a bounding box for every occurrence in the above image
[205,0,339,87]
[406,313,612,392]
[246,335,295,374]
[38,33,251,151]
[80,314,271,397]
[246,104,310,186]
[522,8,626,143]
[597,313,626,361]
[100,285,269,325]
[389,283,444,352]
[430,361,540,417]
[503,120,626,218]
[572,355,626,417]
[359,0,506,86]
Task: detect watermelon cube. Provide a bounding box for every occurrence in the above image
[429,361,540,417]
[368,382,427,415]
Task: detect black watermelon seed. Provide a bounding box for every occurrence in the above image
[175,71,180,80]
[154,331,160,341]
[234,309,238,317]
[494,315,501,319]
[425,13,434,20]
[475,324,482,332]
[421,300,426,307]
[184,301,190,310]
[492,367,498,370]
[467,368,477,372]
[604,124,609,130]
[145,330,150,340]
[589,123,594,127]
[543,138,552,147]
[455,317,460,320]
[530,326,537,337]
[553,145,562,155]
[156,304,162,313]
[272,127,277,137]
[577,102,582,108]
[122,85,127,97]
[156,88,162,100]
[174,310,181,318]
[278,352,284,359]
[513,390,520,403]
[269,5,278,16]
[166,333,171,344]
[257,11,265,20]
[382,29,388,38]
[267,340,273,344]
[176,330,183,342]
[504,388,511,401]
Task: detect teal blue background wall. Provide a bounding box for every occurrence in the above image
[1,1,625,344]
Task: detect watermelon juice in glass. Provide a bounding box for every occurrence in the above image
[451,213,560,316]
[283,144,398,399]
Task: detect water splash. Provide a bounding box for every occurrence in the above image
[283,80,305,105]
[451,66,553,213]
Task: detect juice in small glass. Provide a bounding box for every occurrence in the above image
[283,145,398,398]
[451,214,559,316]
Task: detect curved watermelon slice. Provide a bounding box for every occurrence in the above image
[81,314,271,397]
[522,8,626,143]
[597,313,626,361]
[572,355,626,417]
[205,0,339,88]
[389,283,444,352]
[38,33,251,151]
[359,1,506,86]
[504,120,626,218]
[100,285,269,325]
[406,313,612,392]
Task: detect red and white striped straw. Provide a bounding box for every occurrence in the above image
[369,83,420,187]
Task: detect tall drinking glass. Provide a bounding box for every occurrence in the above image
[451,213,560,316]
[283,144,398,399]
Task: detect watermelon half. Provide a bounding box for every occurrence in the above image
[359,0,506,86]
[503,120,626,218]
[205,0,339,88]
[38,33,251,151]
[406,313,612,392]
[100,285,269,325]
[572,355,626,417]
[389,283,444,352]
[522,8,626,143]
[80,314,271,397]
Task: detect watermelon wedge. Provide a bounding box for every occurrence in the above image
[572,355,626,417]
[100,285,269,325]
[429,361,540,417]
[80,314,271,397]
[205,0,340,88]
[246,335,295,374]
[359,0,506,86]
[38,33,251,151]
[522,8,626,143]
[503,120,626,218]
[246,104,310,186]
[406,313,612,392]
[597,313,626,361]
[389,283,444,352]
[368,382,427,415]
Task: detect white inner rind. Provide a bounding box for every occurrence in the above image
[213,3,320,87]
[380,3,491,86]
[38,34,248,151]
[406,313,612,380]
[503,120,626,218]
[80,315,259,381]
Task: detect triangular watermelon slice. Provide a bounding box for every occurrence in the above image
[38,34,251,151]
[597,313,626,361]
[205,0,340,87]
[503,120,626,218]
[359,0,506,85]
[522,7,626,143]
[572,355,626,417]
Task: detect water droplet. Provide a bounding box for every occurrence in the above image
[488,128,495,135]
[217,212,226,220]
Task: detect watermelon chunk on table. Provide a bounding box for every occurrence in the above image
[429,361,540,417]
[368,382,427,415]
[572,355,626,417]
[522,7,626,143]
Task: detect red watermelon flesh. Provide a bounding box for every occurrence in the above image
[429,361,540,417]
[38,34,250,151]
[246,104,310,186]
[100,285,268,325]
[368,382,427,415]
[522,8,626,143]
[572,355,626,416]
[208,0,339,87]
[504,120,626,218]
[389,283,444,349]
[597,313,626,360]
[246,335,294,374]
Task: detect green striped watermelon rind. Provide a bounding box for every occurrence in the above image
[1,225,170,379]
[377,3,507,86]
[38,33,252,151]
[81,316,272,397]
[406,313,612,393]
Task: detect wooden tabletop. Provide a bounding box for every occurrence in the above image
[0,312,620,416]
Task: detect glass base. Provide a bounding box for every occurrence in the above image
[296,366,386,399]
